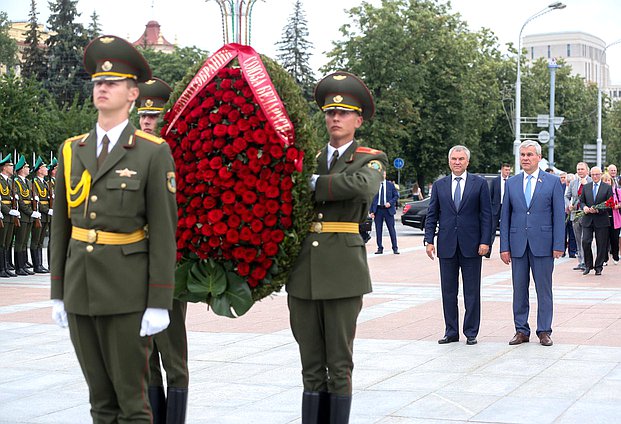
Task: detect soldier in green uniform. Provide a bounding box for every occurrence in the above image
[30,157,51,273]
[0,154,17,278]
[50,35,177,424]
[13,156,37,276]
[46,158,57,269]
[137,77,189,424]
[287,72,388,424]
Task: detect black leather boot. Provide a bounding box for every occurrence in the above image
[0,249,10,278]
[329,394,352,424]
[38,249,49,272]
[319,391,330,423]
[166,387,188,424]
[15,250,29,276]
[22,252,34,275]
[302,391,321,424]
[4,248,16,277]
[148,385,166,424]
[32,248,48,273]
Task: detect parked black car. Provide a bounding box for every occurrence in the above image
[401,174,497,231]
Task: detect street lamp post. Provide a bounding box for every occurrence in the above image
[514,2,566,174]
[596,39,621,168]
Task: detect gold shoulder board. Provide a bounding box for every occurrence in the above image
[135,130,165,144]
[356,146,383,155]
[65,133,89,144]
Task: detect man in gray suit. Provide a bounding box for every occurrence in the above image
[565,162,591,271]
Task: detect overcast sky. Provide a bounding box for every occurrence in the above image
[3,0,621,83]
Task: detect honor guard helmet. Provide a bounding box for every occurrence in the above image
[137,78,172,115]
[314,71,375,120]
[83,35,151,83]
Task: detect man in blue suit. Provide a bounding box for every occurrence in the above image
[500,140,565,347]
[487,163,512,258]
[370,171,400,254]
[424,145,492,345]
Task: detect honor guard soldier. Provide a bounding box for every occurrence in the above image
[287,72,388,424]
[14,155,38,276]
[46,158,57,268]
[30,157,51,273]
[137,77,189,424]
[50,35,177,424]
[0,154,17,277]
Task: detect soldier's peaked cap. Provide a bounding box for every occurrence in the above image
[314,71,375,120]
[14,155,28,172]
[0,153,13,166]
[33,156,46,172]
[137,77,172,115]
[84,35,151,83]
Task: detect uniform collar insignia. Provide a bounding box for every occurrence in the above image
[115,168,137,177]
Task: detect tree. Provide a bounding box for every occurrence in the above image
[0,12,18,70]
[21,0,48,81]
[139,46,208,88]
[44,0,90,107]
[322,0,504,185]
[275,0,315,101]
[86,10,101,39]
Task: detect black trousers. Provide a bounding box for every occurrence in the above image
[582,225,609,271]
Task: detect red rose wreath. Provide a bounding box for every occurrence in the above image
[161,44,319,317]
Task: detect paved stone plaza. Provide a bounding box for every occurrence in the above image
[1,227,621,423]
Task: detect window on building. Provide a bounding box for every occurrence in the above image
[567,44,571,57]
[547,45,551,58]
[531,47,534,59]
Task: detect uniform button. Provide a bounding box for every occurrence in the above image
[317,213,324,220]
[86,245,94,253]
[89,212,96,219]
[312,241,319,247]
[121,183,127,189]
[527,212,530,215]
[90,195,98,202]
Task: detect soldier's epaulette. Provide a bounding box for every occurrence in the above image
[355,146,383,155]
[64,133,88,144]
[135,129,165,144]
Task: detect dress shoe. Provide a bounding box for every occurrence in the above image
[438,336,459,344]
[569,254,576,258]
[561,252,566,257]
[582,268,591,275]
[573,264,585,271]
[509,332,529,345]
[393,250,400,255]
[374,249,383,255]
[595,269,602,276]
[538,332,553,346]
[466,337,477,345]
[603,262,608,267]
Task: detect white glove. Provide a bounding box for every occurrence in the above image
[48,209,53,216]
[52,299,68,328]
[139,308,170,336]
[309,174,319,191]
[0,212,3,219]
[31,211,42,219]
[9,209,20,217]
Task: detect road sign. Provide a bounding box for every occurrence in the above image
[538,130,550,144]
[553,117,564,130]
[537,114,549,127]
[393,158,404,169]
[583,144,606,164]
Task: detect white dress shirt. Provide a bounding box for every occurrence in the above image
[452,172,467,199]
[96,119,129,157]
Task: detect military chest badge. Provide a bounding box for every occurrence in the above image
[115,168,137,177]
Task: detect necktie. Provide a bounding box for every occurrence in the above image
[593,182,598,201]
[454,177,462,209]
[98,135,110,169]
[328,150,339,170]
[525,175,533,207]
[379,182,384,205]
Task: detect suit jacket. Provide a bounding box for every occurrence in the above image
[579,181,612,228]
[370,180,399,216]
[287,141,387,300]
[489,175,505,217]
[500,171,565,257]
[565,176,591,221]
[424,173,492,258]
[50,123,178,316]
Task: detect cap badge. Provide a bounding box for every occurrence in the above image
[145,99,154,107]
[333,75,347,81]
[99,37,115,44]
[333,95,343,103]
[102,61,113,71]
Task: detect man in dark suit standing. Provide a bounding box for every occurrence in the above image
[424,145,492,345]
[370,171,399,254]
[487,163,511,258]
[500,140,565,347]
[579,166,612,275]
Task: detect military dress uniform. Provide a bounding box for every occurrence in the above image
[137,77,190,424]
[287,72,388,424]
[0,154,16,277]
[14,156,35,276]
[46,158,57,267]
[50,35,177,424]
[30,157,50,273]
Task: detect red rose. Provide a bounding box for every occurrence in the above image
[281,191,292,202]
[242,87,253,98]
[201,97,216,110]
[256,180,268,193]
[248,116,260,127]
[233,96,246,107]
[242,191,257,204]
[221,190,236,204]
[233,79,245,90]
[226,229,239,244]
[265,186,280,198]
[213,222,228,236]
[222,145,236,159]
[251,220,264,233]
[238,119,251,131]
[228,214,241,228]
[243,248,257,262]
[233,137,247,153]
[209,112,223,124]
[252,203,267,218]
[209,156,223,169]
[202,196,217,209]
[263,242,278,256]
[213,124,227,137]
[205,82,217,94]
[270,144,284,159]
[214,138,226,149]
[252,129,267,144]
[220,79,232,89]
[264,214,277,227]
[247,147,259,159]
[265,200,279,214]
[220,104,233,114]
[243,174,258,188]
[208,209,224,223]
[271,230,285,243]
[222,90,236,103]
[240,227,252,241]
[281,202,293,216]
[218,167,234,180]
[251,266,267,281]
[209,236,221,247]
[228,109,241,122]
[227,124,240,137]
[281,217,292,228]
[237,262,250,276]
[250,234,262,246]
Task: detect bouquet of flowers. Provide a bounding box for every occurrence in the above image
[161,44,320,317]
[573,196,615,222]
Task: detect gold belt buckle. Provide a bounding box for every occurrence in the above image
[313,222,323,233]
[87,229,98,244]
